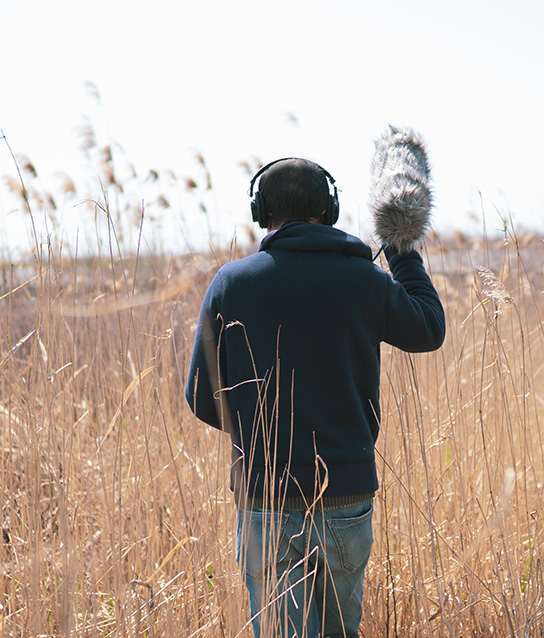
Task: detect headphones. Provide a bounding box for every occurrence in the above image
[248,157,340,228]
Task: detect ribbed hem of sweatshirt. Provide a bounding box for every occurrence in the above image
[235,491,375,511]
[230,458,379,502]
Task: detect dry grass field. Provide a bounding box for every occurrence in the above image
[0,215,542,637]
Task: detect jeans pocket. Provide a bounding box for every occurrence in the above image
[326,501,374,573]
[236,508,290,580]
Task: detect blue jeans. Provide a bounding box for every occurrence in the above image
[235,500,374,638]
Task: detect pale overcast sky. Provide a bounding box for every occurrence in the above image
[1,0,543,253]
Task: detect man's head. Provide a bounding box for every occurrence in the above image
[249,158,339,230]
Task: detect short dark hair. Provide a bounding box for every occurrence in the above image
[258,159,330,224]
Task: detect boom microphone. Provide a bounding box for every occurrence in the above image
[369,126,433,253]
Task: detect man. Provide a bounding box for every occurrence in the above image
[185,158,445,637]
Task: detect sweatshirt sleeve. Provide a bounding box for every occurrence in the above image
[185,273,230,431]
[382,246,446,352]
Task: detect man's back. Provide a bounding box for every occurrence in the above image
[185,221,445,502]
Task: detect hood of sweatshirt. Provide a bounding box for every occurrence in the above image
[259,221,373,260]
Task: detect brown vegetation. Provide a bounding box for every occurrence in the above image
[0,221,542,637]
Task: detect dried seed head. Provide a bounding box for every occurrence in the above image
[477,266,513,312]
[17,154,38,178]
[100,145,112,162]
[55,172,77,195]
[3,176,24,197]
[77,122,97,152]
[157,195,170,209]
[84,81,102,104]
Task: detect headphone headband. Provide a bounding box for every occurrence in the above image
[248,157,339,228]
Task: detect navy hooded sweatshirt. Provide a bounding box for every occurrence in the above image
[185,221,445,501]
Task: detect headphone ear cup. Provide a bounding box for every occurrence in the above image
[324,194,339,226]
[251,192,268,228]
[331,194,339,225]
[250,196,259,223]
